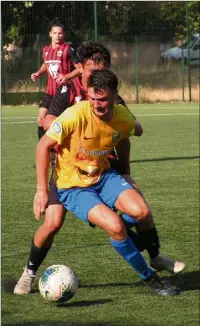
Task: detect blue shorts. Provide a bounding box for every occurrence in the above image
[57,168,132,224]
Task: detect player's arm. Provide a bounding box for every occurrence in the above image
[55,47,80,84]
[31,62,47,82]
[34,135,57,220]
[65,67,80,81]
[43,84,70,130]
[134,120,143,136]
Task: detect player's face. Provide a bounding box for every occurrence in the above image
[88,87,116,121]
[80,60,106,89]
[49,27,64,44]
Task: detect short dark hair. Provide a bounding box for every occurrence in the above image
[76,41,111,67]
[50,23,65,31]
[87,69,118,93]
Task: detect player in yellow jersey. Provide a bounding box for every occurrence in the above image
[33,69,178,296]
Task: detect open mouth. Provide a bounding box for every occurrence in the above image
[96,107,106,113]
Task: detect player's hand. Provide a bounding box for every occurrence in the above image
[54,73,66,85]
[33,190,48,220]
[31,72,40,82]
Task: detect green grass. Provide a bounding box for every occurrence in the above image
[1,104,200,326]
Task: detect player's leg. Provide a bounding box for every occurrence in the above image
[14,178,66,295]
[97,168,178,294]
[57,186,154,280]
[122,174,185,274]
[37,94,52,140]
[57,174,177,296]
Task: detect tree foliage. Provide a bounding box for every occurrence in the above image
[1,1,200,44]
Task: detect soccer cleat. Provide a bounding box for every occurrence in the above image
[150,255,185,274]
[13,267,36,295]
[143,272,178,296]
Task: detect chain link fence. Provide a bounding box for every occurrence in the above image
[1,1,200,104]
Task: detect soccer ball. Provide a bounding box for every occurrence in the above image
[38,264,78,302]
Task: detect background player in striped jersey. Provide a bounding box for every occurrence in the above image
[14,42,184,295]
[31,23,80,141]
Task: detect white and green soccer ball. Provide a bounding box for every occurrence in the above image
[38,264,78,302]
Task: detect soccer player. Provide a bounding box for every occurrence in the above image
[33,69,178,296]
[31,23,80,140]
[14,42,184,295]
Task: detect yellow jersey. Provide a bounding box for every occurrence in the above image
[46,101,135,188]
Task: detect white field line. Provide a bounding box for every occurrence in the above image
[2,121,36,124]
[2,116,37,119]
[133,106,199,109]
[136,112,199,116]
[1,112,199,125]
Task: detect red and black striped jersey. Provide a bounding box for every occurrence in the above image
[42,43,79,96]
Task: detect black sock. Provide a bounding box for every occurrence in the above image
[37,126,45,140]
[26,240,51,273]
[126,228,145,252]
[137,227,160,259]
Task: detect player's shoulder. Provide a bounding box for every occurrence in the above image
[73,100,89,111]
[42,44,50,52]
[64,100,89,112]
[114,103,129,114]
[114,104,135,121]
[61,100,89,120]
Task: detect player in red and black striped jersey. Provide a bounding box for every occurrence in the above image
[14,42,184,295]
[31,23,80,140]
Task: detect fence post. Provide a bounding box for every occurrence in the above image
[135,35,139,104]
[1,24,7,104]
[181,44,185,101]
[185,1,192,102]
[93,1,98,41]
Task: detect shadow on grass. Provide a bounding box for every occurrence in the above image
[130,155,200,164]
[1,322,152,326]
[170,270,200,292]
[56,298,113,308]
[3,270,199,297]
[80,270,200,293]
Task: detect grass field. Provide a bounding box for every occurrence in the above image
[1,103,200,326]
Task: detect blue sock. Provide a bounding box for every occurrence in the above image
[120,213,138,227]
[110,236,153,280]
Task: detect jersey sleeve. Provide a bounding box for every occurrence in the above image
[67,46,79,64]
[47,84,70,117]
[46,105,79,144]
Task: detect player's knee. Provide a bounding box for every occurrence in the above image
[132,205,150,221]
[109,220,125,237]
[43,220,62,235]
[43,210,64,235]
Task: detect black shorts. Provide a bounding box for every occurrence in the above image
[48,173,63,206]
[108,158,129,176]
[39,94,53,109]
